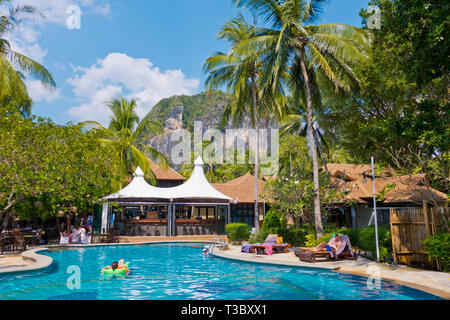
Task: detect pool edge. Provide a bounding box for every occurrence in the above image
[0,248,53,275]
[211,250,449,300]
[4,243,448,300]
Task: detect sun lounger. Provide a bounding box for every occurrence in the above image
[295,249,332,262]
[332,235,357,260]
[294,234,358,262]
[243,234,290,255]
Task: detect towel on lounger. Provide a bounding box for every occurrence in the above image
[330,235,354,258]
[241,244,253,253]
[265,244,273,255]
[264,236,277,244]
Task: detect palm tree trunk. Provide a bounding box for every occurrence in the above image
[251,77,260,233]
[313,129,330,176]
[289,149,293,177]
[299,54,324,238]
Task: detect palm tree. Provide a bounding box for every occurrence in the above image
[0,1,56,115]
[204,15,283,232]
[281,110,332,176]
[233,0,371,237]
[84,97,169,188]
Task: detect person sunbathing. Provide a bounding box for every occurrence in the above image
[306,234,343,252]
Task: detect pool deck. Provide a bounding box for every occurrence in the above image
[1,240,449,299]
[0,248,53,274]
[211,245,450,299]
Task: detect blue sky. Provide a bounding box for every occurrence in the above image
[11,0,370,125]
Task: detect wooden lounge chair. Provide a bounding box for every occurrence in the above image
[250,243,290,254]
[249,234,290,254]
[294,249,332,262]
[294,235,358,262]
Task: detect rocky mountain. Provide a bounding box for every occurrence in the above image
[137,91,277,166]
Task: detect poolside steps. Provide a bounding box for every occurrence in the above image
[118,235,228,244]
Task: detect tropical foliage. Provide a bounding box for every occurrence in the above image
[84,97,169,187]
[0,0,55,116]
[204,14,284,232]
[207,0,371,238]
[320,0,449,196]
[0,105,120,229]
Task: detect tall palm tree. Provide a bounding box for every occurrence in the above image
[233,0,371,237]
[84,97,169,188]
[0,1,55,115]
[281,108,332,176]
[204,15,283,232]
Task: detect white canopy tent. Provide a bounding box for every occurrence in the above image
[103,156,232,201]
[100,156,234,234]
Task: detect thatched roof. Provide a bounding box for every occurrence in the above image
[148,159,185,181]
[212,173,271,204]
[327,163,447,204]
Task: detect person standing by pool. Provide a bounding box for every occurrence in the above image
[86,215,93,233]
[78,225,87,244]
[71,227,80,244]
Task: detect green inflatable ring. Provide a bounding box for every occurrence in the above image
[101,262,130,275]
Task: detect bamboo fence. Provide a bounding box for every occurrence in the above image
[390,202,447,270]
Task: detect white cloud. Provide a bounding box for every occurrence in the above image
[5,0,111,62]
[25,80,60,102]
[67,53,199,125]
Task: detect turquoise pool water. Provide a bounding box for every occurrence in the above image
[0,243,442,300]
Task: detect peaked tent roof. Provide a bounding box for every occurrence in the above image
[168,157,232,200]
[103,157,231,201]
[102,166,170,200]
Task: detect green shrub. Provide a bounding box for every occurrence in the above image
[305,232,335,247]
[282,227,309,247]
[225,223,251,244]
[303,226,391,262]
[359,226,392,262]
[340,228,361,249]
[254,226,310,247]
[423,233,450,272]
[261,210,286,231]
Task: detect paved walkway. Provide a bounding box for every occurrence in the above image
[212,245,450,299]
[119,235,226,243]
[0,248,53,274]
[0,255,33,270]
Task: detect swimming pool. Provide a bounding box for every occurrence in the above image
[0,243,442,300]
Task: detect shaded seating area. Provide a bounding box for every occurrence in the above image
[294,234,358,263]
[1,230,41,254]
[242,234,290,255]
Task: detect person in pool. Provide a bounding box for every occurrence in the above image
[110,259,126,270]
[307,234,343,252]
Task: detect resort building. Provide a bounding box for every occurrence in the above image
[213,173,270,228]
[98,157,270,237]
[325,164,448,228]
[148,158,185,188]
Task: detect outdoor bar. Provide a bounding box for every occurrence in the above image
[101,157,233,236]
